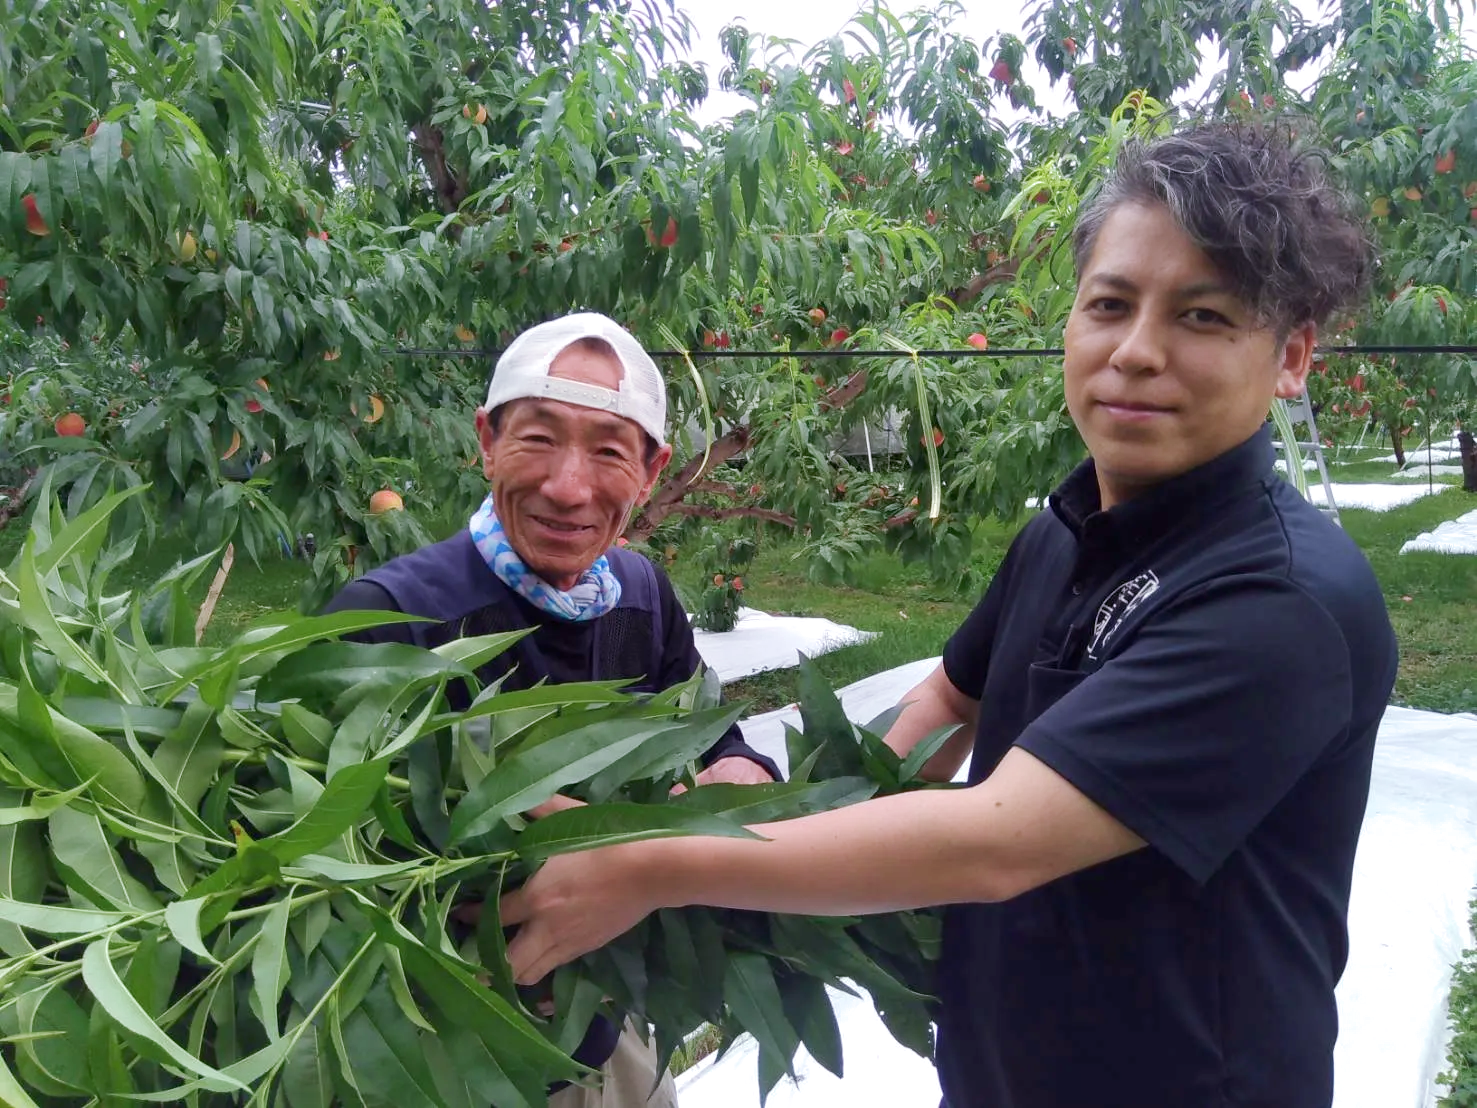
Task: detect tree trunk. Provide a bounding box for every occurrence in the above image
[1460,429,1477,493]
[1389,422,1405,467]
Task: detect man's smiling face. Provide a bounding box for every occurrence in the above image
[476,342,671,589]
[1063,202,1316,509]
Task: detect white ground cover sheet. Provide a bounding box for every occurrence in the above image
[692,608,877,684]
[680,663,1477,1108]
[1307,483,1447,511]
[1401,507,1477,554]
[1389,465,1464,479]
[1374,438,1464,465]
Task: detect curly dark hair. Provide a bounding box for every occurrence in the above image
[1073,121,1374,335]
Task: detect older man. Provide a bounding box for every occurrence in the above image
[325,312,777,1107]
[499,123,1398,1108]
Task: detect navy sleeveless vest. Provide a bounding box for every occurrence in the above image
[357,530,667,693]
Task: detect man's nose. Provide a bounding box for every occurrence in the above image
[540,449,594,505]
[1110,312,1168,375]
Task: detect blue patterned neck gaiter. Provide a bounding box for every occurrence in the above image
[467,492,622,621]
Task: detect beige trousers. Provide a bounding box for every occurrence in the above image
[548,1021,678,1108]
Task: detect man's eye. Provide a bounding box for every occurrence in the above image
[1185,308,1230,326]
[1089,297,1127,312]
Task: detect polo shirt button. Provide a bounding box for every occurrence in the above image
[1071,581,1083,596]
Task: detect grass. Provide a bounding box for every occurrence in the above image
[1440,906,1477,1106]
[666,530,1010,715]
[1336,487,1477,712]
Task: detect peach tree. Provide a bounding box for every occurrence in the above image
[3,0,1476,593]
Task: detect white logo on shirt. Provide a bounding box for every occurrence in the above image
[1085,570,1160,660]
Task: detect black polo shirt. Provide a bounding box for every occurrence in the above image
[936,426,1397,1108]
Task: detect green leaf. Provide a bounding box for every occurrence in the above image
[339,982,463,1108]
[898,724,961,782]
[0,780,94,825]
[515,801,759,861]
[384,946,438,1033]
[195,33,224,83]
[82,935,247,1092]
[90,120,123,186]
[372,785,418,851]
[162,613,430,705]
[280,703,333,761]
[448,716,689,846]
[550,968,606,1057]
[285,856,422,883]
[150,697,224,811]
[436,1018,542,1108]
[163,898,217,963]
[431,678,636,732]
[48,807,162,912]
[429,629,529,671]
[669,777,876,824]
[795,653,866,780]
[35,485,150,578]
[257,757,390,863]
[283,1019,336,1108]
[58,699,181,738]
[408,734,451,850]
[0,1049,42,1108]
[366,904,582,1083]
[14,540,122,695]
[256,640,464,706]
[15,978,91,1095]
[740,158,760,224]
[780,973,843,1078]
[136,839,196,897]
[0,896,127,934]
[583,702,749,800]
[723,953,801,1080]
[0,812,46,955]
[250,894,292,1039]
[0,682,146,811]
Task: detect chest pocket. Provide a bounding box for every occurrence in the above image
[1024,660,1089,721]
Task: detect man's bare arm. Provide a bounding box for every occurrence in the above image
[501,746,1145,983]
[881,663,980,781]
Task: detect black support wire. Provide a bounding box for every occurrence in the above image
[384,343,1477,360]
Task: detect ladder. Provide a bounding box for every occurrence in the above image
[1272,387,1340,526]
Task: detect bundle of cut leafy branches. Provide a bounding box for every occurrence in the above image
[0,487,948,1107]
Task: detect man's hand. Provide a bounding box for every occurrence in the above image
[524,794,585,820]
[501,842,663,985]
[688,756,775,789]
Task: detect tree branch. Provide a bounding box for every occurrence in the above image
[629,425,753,540]
[669,504,797,527]
[410,122,467,238]
[946,259,1019,306]
[819,369,868,412]
[690,479,742,497]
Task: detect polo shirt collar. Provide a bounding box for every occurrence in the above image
[1050,424,1277,547]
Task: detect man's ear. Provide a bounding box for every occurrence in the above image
[474,408,497,482]
[1273,321,1318,400]
[636,443,674,507]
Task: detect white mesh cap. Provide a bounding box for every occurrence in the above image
[482,312,667,446]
